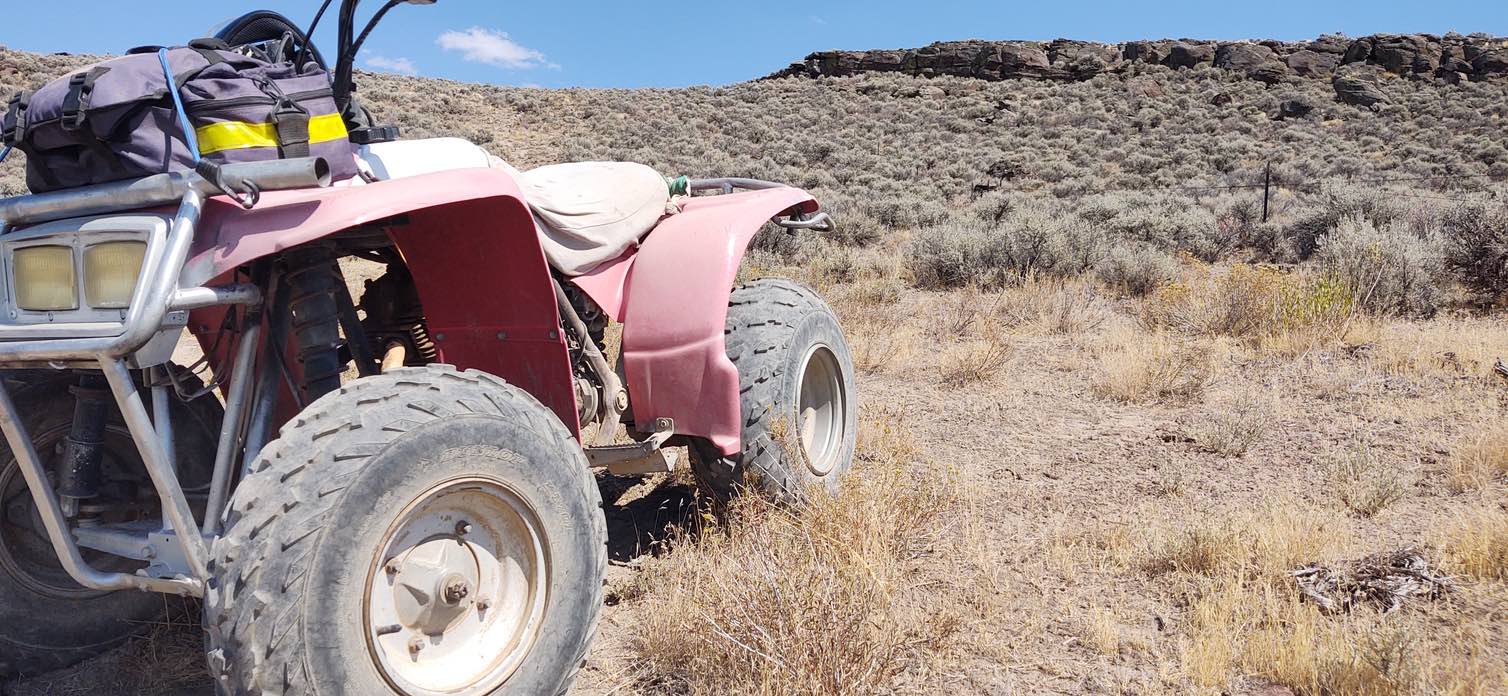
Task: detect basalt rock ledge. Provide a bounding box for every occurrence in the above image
[767,34,1508,86]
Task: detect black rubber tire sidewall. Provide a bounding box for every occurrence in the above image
[302,414,604,695]
[205,367,605,696]
[691,280,858,503]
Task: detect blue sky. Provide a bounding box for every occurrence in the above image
[2,1,1505,88]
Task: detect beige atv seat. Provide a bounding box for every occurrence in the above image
[490,158,673,276]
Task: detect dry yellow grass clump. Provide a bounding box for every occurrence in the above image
[625,415,989,695]
[1437,506,1508,581]
[1142,263,1375,353]
[1091,326,1213,403]
[1445,426,1508,493]
[1137,505,1504,694]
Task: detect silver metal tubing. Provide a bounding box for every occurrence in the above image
[168,284,263,312]
[0,189,202,363]
[0,157,332,228]
[202,322,260,535]
[150,371,176,530]
[73,523,159,562]
[240,348,281,474]
[0,380,201,595]
[774,212,836,232]
[99,358,209,580]
[554,279,626,446]
[687,177,790,194]
[241,273,286,470]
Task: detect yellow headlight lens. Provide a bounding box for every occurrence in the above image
[83,241,147,309]
[13,245,78,311]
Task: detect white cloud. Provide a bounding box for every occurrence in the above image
[809,15,827,25]
[437,27,555,70]
[365,55,419,76]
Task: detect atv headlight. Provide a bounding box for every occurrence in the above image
[13,245,78,311]
[83,241,147,309]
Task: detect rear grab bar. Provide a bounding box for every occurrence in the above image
[686,178,836,233]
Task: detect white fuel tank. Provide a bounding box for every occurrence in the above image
[357,138,495,181]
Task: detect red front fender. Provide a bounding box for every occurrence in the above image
[184,169,578,436]
[572,188,819,456]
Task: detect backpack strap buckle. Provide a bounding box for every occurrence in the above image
[2,91,32,145]
[61,72,90,131]
[61,67,108,132]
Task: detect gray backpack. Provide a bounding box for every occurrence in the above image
[2,43,357,193]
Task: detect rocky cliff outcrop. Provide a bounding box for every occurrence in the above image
[768,33,1508,86]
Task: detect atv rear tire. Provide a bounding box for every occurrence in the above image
[0,369,221,678]
[204,366,606,696]
[689,279,857,503]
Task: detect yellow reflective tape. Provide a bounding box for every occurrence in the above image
[195,113,348,155]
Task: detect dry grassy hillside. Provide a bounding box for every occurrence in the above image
[3,45,1508,695]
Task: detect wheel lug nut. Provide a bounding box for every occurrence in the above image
[384,558,401,575]
[408,637,425,654]
[476,597,491,611]
[455,520,472,536]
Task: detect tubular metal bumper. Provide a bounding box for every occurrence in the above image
[0,378,202,595]
[0,159,329,595]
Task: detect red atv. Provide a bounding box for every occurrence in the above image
[0,4,855,694]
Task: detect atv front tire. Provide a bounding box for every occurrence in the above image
[204,366,606,696]
[689,279,857,503]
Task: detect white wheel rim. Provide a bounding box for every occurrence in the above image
[795,343,847,476]
[365,477,548,696]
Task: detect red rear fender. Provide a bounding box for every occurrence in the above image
[573,188,819,455]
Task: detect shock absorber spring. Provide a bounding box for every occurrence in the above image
[282,244,346,402]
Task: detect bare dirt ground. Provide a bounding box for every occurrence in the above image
[7,278,1506,695]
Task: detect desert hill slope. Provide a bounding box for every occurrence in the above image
[1,42,1508,695]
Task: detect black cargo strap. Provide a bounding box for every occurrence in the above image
[190,46,228,68]
[263,75,312,158]
[274,103,311,158]
[1,90,32,145]
[61,67,110,131]
[170,46,233,91]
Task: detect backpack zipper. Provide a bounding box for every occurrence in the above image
[184,87,332,115]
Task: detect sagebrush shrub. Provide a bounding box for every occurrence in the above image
[1316,215,1445,317]
[1096,245,1180,296]
[1441,201,1508,302]
[906,203,1102,289]
[1282,185,1404,261]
